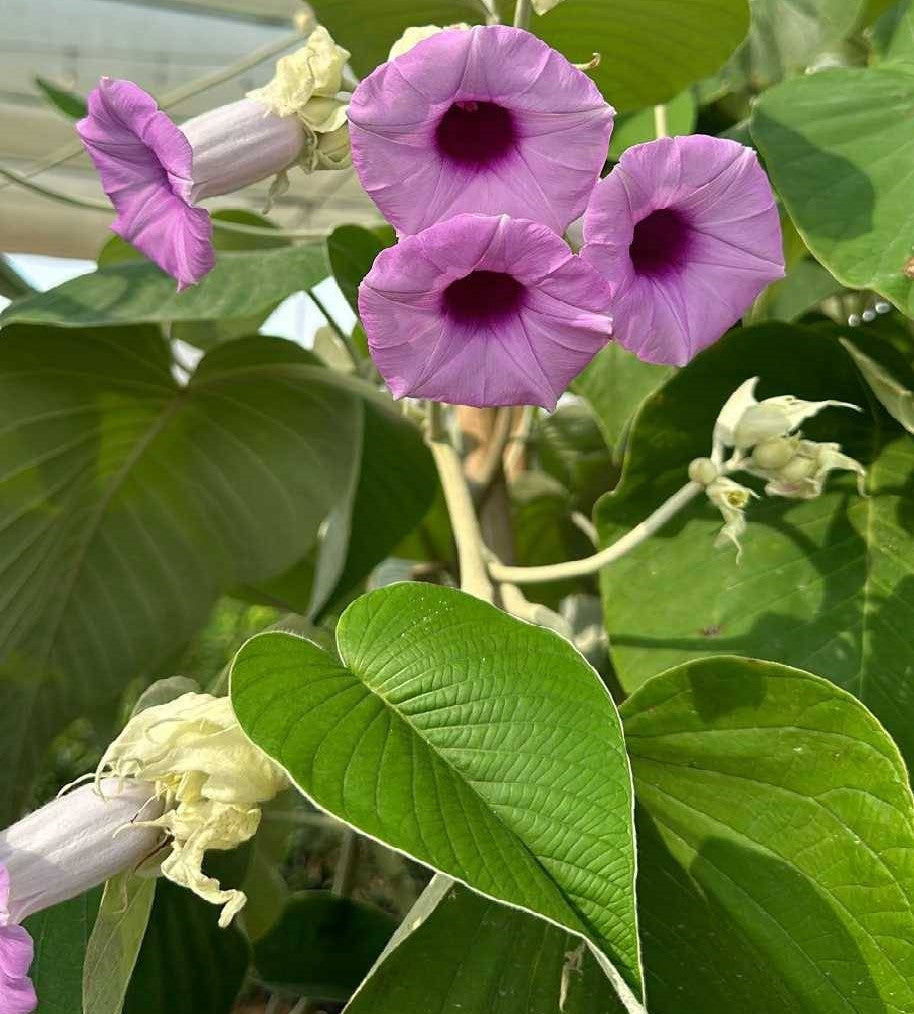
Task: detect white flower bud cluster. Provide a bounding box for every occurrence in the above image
[688,377,867,558]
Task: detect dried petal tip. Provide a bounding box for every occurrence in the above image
[706,477,757,560]
[96,692,287,925]
[246,26,351,171]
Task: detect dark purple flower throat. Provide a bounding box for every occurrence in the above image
[629,208,692,278]
[442,270,526,325]
[435,100,516,167]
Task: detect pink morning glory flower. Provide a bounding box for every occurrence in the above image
[76,80,307,290]
[582,135,785,366]
[0,866,34,1014]
[358,213,613,408]
[76,79,215,291]
[348,26,614,236]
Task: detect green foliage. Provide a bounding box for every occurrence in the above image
[315,0,488,78]
[596,325,914,768]
[0,244,329,328]
[623,656,914,1012]
[572,343,673,456]
[608,91,696,159]
[498,0,751,111]
[0,329,361,817]
[345,877,628,1014]
[123,880,249,1014]
[83,874,156,1014]
[24,889,101,1014]
[34,76,87,119]
[722,0,866,90]
[752,65,914,318]
[327,223,395,317]
[231,582,642,999]
[252,891,396,1001]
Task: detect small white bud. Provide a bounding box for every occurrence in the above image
[688,457,719,485]
[750,437,797,471]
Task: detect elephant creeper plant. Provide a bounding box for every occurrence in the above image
[2,0,914,1012]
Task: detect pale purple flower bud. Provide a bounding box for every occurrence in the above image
[0,781,162,923]
[178,99,306,204]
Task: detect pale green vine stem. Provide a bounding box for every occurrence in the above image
[513,0,533,29]
[488,479,703,585]
[428,435,495,602]
[653,103,669,139]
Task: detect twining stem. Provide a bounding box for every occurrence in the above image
[471,406,515,507]
[513,0,533,29]
[428,420,495,602]
[332,827,360,897]
[653,103,669,139]
[307,288,349,344]
[487,480,703,585]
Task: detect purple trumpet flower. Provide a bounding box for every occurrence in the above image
[76,80,306,290]
[582,135,785,365]
[348,25,614,236]
[358,213,613,409]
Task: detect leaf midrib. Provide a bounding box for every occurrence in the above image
[325,632,639,990]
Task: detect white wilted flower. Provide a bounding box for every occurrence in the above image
[705,477,757,559]
[96,692,287,927]
[247,26,352,171]
[712,377,860,460]
[387,23,471,60]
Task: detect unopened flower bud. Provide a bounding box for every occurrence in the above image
[777,453,818,483]
[688,457,718,485]
[388,23,471,60]
[750,436,796,471]
[0,781,162,923]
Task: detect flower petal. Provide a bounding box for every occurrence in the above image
[349,26,614,235]
[583,135,784,365]
[359,213,612,408]
[76,79,214,290]
[0,925,35,1014]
